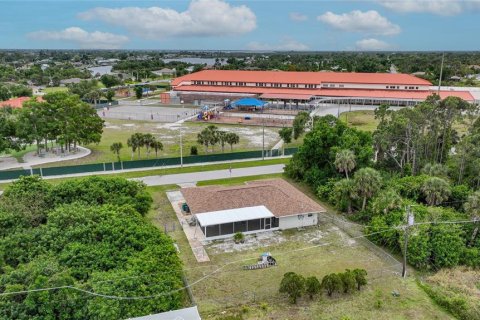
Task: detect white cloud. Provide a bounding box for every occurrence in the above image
[355,38,392,51]
[317,10,401,36]
[78,0,256,39]
[247,38,309,51]
[27,27,129,49]
[377,0,480,16]
[289,12,308,21]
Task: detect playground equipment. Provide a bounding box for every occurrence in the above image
[197,105,217,121]
[243,252,277,270]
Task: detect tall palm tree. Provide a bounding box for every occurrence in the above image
[217,130,227,153]
[110,142,123,162]
[151,140,163,158]
[464,191,480,246]
[354,167,382,211]
[206,125,219,152]
[127,133,144,159]
[225,132,240,152]
[142,133,155,158]
[421,177,451,206]
[332,178,357,213]
[197,130,210,153]
[335,149,356,179]
[127,136,137,160]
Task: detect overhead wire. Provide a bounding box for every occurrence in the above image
[0,218,477,300]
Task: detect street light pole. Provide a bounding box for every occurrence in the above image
[262,110,265,160]
[180,128,183,168]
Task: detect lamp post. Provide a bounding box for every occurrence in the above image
[180,128,183,168]
[262,104,265,160]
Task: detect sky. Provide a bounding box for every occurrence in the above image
[1,0,480,51]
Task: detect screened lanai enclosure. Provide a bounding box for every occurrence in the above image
[195,206,279,239]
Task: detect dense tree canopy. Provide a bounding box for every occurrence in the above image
[286,115,373,189]
[293,99,480,272]
[0,176,183,320]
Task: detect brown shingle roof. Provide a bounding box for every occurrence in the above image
[181,179,325,217]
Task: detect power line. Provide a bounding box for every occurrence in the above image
[0,228,397,300]
[1,218,477,300]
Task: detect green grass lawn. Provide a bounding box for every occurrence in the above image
[41,87,69,94]
[33,119,281,168]
[196,173,284,186]
[147,178,453,320]
[339,110,379,132]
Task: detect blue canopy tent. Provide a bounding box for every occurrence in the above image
[229,98,268,111]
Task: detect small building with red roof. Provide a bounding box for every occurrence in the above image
[0,96,43,109]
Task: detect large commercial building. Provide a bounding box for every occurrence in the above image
[172,70,475,106]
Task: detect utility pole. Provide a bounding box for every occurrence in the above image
[262,119,265,160]
[402,206,415,278]
[262,105,265,160]
[180,128,183,168]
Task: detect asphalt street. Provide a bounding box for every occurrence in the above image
[132,164,285,186]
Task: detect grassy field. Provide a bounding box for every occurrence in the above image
[147,178,453,320]
[31,119,281,168]
[339,110,379,132]
[196,173,284,186]
[420,267,480,319]
[0,158,290,191]
[40,86,69,94]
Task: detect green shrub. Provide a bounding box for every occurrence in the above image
[460,247,480,268]
[418,281,474,320]
[190,145,198,155]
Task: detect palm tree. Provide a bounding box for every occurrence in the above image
[127,133,144,159]
[278,127,293,155]
[421,177,451,206]
[206,125,219,152]
[332,178,357,213]
[371,188,402,215]
[225,132,240,152]
[197,130,210,153]
[464,191,480,246]
[421,163,449,179]
[85,89,102,105]
[110,142,123,162]
[127,136,137,160]
[151,140,163,158]
[354,167,382,211]
[335,149,356,179]
[142,133,155,158]
[217,130,227,153]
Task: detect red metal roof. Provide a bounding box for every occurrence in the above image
[0,96,43,109]
[172,70,432,86]
[174,85,474,102]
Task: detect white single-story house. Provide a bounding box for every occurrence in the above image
[180,179,325,240]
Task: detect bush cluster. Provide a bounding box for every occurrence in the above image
[279,269,367,304]
[0,175,182,320]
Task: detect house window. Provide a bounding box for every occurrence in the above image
[308,213,313,217]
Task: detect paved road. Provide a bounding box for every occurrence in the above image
[132,164,285,186]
